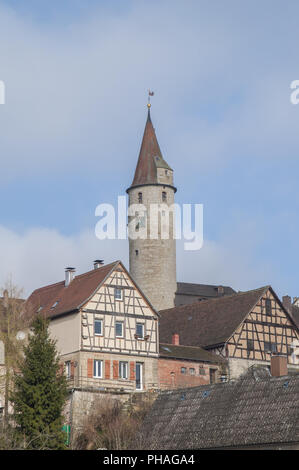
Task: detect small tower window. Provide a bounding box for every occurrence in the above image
[138,192,143,203]
[162,191,167,202]
[135,250,139,256]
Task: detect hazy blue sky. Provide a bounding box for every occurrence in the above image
[0,0,299,298]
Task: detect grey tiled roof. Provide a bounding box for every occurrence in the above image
[160,286,269,348]
[159,343,227,364]
[140,370,299,449]
[176,282,235,298]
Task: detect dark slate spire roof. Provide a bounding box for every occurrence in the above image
[128,107,172,190]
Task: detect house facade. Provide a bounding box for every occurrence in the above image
[159,335,227,390]
[160,286,299,379]
[25,261,160,395]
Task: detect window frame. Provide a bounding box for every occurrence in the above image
[94,319,103,336]
[265,298,272,316]
[93,359,103,378]
[136,322,144,339]
[114,288,123,301]
[115,321,124,338]
[119,361,128,380]
[65,361,71,379]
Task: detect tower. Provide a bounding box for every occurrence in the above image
[126,102,177,311]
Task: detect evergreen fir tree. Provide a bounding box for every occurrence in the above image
[11,315,68,449]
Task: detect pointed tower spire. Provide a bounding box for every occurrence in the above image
[127,96,173,190]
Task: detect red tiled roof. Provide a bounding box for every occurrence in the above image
[159,286,270,348]
[24,261,119,319]
[128,109,172,189]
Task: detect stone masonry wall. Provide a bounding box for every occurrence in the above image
[128,185,177,312]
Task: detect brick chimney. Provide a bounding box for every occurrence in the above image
[172,333,180,345]
[282,295,292,314]
[270,355,288,377]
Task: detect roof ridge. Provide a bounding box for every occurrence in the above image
[161,285,270,314]
[177,281,233,288]
[74,260,119,279]
[28,261,120,294]
[160,342,205,350]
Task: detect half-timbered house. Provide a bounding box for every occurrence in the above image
[25,260,160,394]
[159,286,299,379]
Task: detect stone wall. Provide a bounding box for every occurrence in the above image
[158,358,222,389]
[128,185,177,312]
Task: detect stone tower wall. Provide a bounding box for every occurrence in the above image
[128,183,177,312]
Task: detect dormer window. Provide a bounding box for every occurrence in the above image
[114,288,123,301]
[51,301,59,309]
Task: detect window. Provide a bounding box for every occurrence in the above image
[162,191,167,202]
[65,361,71,379]
[119,361,128,379]
[138,192,143,203]
[51,301,59,309]
[189,368,195,375]
[115,321,123,338]
[114,288,123,301]
[199,367,205,375]
[94,319,102,336]
[181,367,187,375]
[135,249,139,256]
[265,298,272,315]
[93,360,102,378]
[247,339,254,351]
[136,323,144,338]
[264,341,277,353]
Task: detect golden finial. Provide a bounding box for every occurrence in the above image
[148,89,154,108]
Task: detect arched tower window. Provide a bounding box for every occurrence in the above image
[162,191,167,202]
[138,192,143,203]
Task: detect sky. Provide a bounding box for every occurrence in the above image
[0,0,299,299]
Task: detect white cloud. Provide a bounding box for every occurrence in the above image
[0,220,283,299]
[0,225,128,296]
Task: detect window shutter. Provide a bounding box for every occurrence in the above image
[105,360,111,379]
[130,361,135,381]
[70,361,75,379]
[113,360,119,379]
[87,358,93,378]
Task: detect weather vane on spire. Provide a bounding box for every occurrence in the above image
[148,89,154,108]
